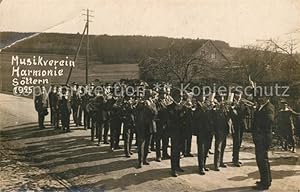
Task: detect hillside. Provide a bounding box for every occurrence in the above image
[0,32,230,64]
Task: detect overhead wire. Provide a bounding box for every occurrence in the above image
[0,11,81,52]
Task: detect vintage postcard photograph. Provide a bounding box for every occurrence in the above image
[0,0,300,191]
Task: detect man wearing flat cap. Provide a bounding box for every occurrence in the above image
[252,94,275,190]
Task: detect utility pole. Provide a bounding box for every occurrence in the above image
[83,9,94,84]
[86,9,89,84]
[66,9,93,84]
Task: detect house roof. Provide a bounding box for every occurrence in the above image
[193,40,241,66]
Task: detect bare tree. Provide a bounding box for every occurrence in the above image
[139,43,211,84]
[235,39,300,84]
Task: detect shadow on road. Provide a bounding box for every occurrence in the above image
[1,122,300,191]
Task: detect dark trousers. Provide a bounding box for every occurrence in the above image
[72,105,79,125]
[170,134,182,171]
[77,105,83,125]
[38,112,45,129]
[284,128,296,149]
[197,136,209,171]
[50,107,54,125]
[208,134,213,150]
[232,128,241,163]
[184,132,192,155]
[52,109,59,129]
[155,128,169,159]
[137,133,151,164]
[255,139,272,186]
[150,134,155,150]
[84,109,91,129]
[214,133,227,168]
[91,118,96,141]
[103,121,110,143]
[97,121,104,145]
[124,125,133,156]
[240,120,246,146]
[61,111,70,131]
[110,119,121,149]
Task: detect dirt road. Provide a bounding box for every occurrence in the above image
[0,93,299,191]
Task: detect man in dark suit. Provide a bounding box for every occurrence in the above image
[181,94,194,157]
[166,89,185,177]
[109,97,122,150]
[211,101,229,171]
[252,95,275,190]
[49,85,59,129]
[155,89,170,162]
[34,86,48,129]
[58,86,72,132]
[71,83,80,126]
[135,90,157,168]
[192,97,210,175]
[121,96,135,157]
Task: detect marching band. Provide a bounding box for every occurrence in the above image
[34,80,299,190]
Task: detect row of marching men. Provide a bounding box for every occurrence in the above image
[35,82,248,177]
[62,85,249,177]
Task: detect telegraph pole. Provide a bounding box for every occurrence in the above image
[83,9,94,84]
[86,9,89,84]
[66,9,93,84]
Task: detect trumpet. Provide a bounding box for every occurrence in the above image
[240,98,256,107]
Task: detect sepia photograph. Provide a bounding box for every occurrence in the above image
[0,0,300,191]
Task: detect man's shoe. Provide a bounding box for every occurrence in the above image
[176,168,184,172]
[214,167,220,171]
[255,181,271,187]
[184,153,194,157]
[137,164,142,169]
[252,184,269,190]
[143,161,150,165]
[156,158,162,162]
[171,170,178,177]
[220,163,227,168]
[162,154,171,160]
[125,154,131,158]
[199,170,205,175]
[204,167,210,171]
[114,146,122,150]
[233,163,241,167]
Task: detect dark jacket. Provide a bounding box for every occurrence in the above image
[211,108,229,136]
[192,105,211,138]
[166,103,183,137]
[252,102,275,146]
[34,95,48,113]
[86,96,105,121]
[58,94,71,113]
[49,92,59,111]
[135,101,157,138]
[156,99,168,130]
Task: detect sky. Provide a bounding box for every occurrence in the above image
[0,0,299,49]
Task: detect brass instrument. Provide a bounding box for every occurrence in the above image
[240,98,256,107]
